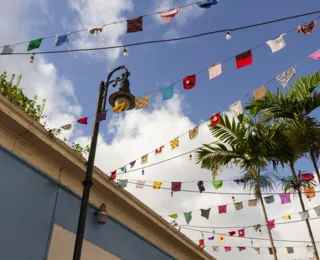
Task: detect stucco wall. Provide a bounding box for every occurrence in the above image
[0,146,173,260]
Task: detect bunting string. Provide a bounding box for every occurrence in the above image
[1,10,319,54]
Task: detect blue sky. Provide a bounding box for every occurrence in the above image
[1,0,320,259]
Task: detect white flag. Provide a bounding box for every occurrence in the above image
[61,124,72,130]
[266,34,286,53]
[1,44,16,54]
[136,180,146,189]
[229,100,243,117]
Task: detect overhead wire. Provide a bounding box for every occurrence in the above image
[1,11,320,55]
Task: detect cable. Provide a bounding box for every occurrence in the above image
[1,10,320,55]
[0,1,199,48]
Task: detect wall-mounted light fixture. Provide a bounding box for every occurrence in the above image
[96,203,107,225]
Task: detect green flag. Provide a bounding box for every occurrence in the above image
[28,38,43,51]
[184,211,192,225]
[169,214,178,219]
[212,180,223,190]
[120,166,127,173]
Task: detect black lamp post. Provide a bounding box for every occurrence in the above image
[72,66,135,260]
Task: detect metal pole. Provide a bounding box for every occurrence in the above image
[72,82,107,260]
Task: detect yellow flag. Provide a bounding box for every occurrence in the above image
[170,137,179,150]
[153,181,162,190]
[218,234,225,244]
[113,102,125,114]
[282,215,291,220]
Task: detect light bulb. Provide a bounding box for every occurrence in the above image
[123,48,128,57]
[30,55,34,64]
[226,31,232,40]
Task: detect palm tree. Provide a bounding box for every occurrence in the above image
[196,115,288,260]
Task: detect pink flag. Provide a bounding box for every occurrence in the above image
[208,63,222,80]
[218,205,227,214]
[225,246,232,252]
[159,8,179,23]
[238,229,245,237]
[310,49,320,60]
[268,219,275,230]
[279,193,291,204]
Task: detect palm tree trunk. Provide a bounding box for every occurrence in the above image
[257,185,278,260]
[310,151,320,183]
[289,161,319,260]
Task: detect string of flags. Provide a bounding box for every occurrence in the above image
[0,0,218,52]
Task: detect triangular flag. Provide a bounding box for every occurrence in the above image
[208,63,222,80]
[169,214,178,219]
[170,137,179,150]
[183,74,196,90]
[161,84,174,101]
[218,234,225,244]
[113,102,125,114]
[96,111,107,122]
[1,44,16,54]
[197,181,205,193]
[200,208,211,220]
[238,247,246,252]
[286,247,294,254]
[276,67,296,87]
[253,86,266,100]
[210,112,220,127]
[218,205,227,214]
[109,170,116,180]
[299,211,309,220]
[135,95,149,110]
[136,180,145,188]
[184,211,192,225]
[224,246,231,252]
[171,182,182,192]
[236,50,252,69]
[189,126,199,140]
[253,248,260,254]
[268,219,275,229]
[238,229,245,237]
[118,179,128,188]
[298,20,316,35]
[28,38,43,51]
[77,117,88,125]
[120,166,127,173]
[212,180,223,190]
[141,154,148,164]
[127,16,143,33]
[130,160,136,168]
[229,231,236,237]
[266,34,286,53]
[155,145,164,154]
[197,0,218,8]
[61,124,72,130]
[199,239,205,249]
[159,8,180,23]
[310,49,320,60]
[153,181,162,190]
[55,33,71,47]
[314,205,320,216]
[229,100,243,117]
[282,215,291,220]
[279,193,291,204]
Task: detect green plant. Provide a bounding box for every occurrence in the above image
[0,72,46,122]
[71,143,90,155]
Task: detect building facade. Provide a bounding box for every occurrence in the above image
[0,94,215,260]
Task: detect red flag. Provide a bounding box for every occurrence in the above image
[159,8,180,23]
[301,173,314,182]
[236,50,252,69]
[127,16,143,33]
[238,229,245,237]
[228,231,236,237]
[171,182,182,192]
[77,117,88,124]
[210,112,221,127]
[183,74,196,90]
[109,170,116,180]
[155,145,164,154]
[218,205,227,214]
[199,239,205,248]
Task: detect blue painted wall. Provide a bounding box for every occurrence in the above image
[0,146,173,260]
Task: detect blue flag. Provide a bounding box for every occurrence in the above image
[55,33,71,47]
[161,84,174,101]
[197,0,218,8]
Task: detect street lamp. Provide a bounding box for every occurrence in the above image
[72,66,135,260]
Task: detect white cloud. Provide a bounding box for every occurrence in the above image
[67,0,134,61]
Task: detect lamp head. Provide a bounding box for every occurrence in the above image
[109,77,135,111]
